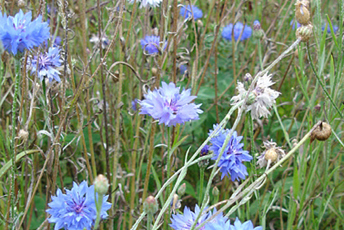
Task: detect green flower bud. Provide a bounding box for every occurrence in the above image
[178,183,186,196]
[94,174,109,195]
[143,195,159,215]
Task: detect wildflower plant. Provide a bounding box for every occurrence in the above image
[0,10,50,55]
[46,181,111,230]
[139,81,203,126]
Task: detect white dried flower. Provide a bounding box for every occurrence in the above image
[90,34,109,49]
[127,0,162,8]
[256,140,286,168]
[231,73,280,120]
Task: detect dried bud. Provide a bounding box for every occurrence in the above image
[311,122,332,142]
[296,24,313,42]
[212,186,219,196]
[18,0,26,8]
[171,194,181,213]
[264,148,278,162]
[314,103,321,112]
[151,67,158,76]
[197,19,203,27]
[178,183,186,196]
[94,174,109,195]
[143,195,159,215]
[18,129,29,142]
[295,0,310,25]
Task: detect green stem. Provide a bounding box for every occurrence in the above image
[258,40,264,70]
[146,213,152,230]
[10,58,21,224]
[199,167,205,203]
[93,192,104,230]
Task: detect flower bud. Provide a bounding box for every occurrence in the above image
[18,0,26,8]
[252,20,264,39]
[197,19,203,27]
[178,183,186,196]
[143,195,159,215]
[212,186,219,197]
[151,67,158,76]
[296,24,313,42]
[198,145,210,168]
[311,122,332,142]
[295,0,310,25]
[264,148,278,162]
[94,174,109,195]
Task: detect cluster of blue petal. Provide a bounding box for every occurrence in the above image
[322,23,339,34]
[28,47,62,83]
[209,124,253,181]
[0,10,50,55]
[139,82,203,126]
[222,22,252,41]
[140,35,166,54]
[180,5,203,20]
[290,19,301,30]
[46,181,112,230]
[170,205,262,230]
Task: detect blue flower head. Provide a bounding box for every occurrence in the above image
[209,124,253,181]
[180,64,188,75]
[139,82,203,126]
[322,23,339,34]
[180,5,203,20]
[290,19,301,30]
[0,10,50,55]
[229,218,263,230]
[28,47,62,83]
[46,181,112,230]
[140,35,166,55]
[222,22,252,41]
[170,205,227,230]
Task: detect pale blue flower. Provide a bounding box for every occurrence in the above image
[229,218,263,230]
[139,82,202,126]
[46,181,112,230]
[209,124,252,181]
[180,5,203,20]
[222,22,252,41]
[322,23,339,34]
[0,10,50,55]
[140,35,166,55]
[290,19,301,30]
[28,47,62,82]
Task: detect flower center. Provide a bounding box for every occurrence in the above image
[39,55,52,67]
[73,200,85,213]
[165,99,178,114]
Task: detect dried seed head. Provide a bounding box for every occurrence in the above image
[311,122,332,142]
[151,67,158,76]
[295,0,310,25]
[18,129,29,142]
[18,0,26,8]
[264,148,278,162]
[296,24,313,42]
[197,19,203,27]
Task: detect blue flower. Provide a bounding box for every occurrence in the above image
[229,218,263,230]
[140,35,166,55]
[131,98,138,111]
[139,82,202,126]
[209,124,252,181]
[322,23,339,34]
[170,205,226,230]
[180,64,188,75]
[28,47,62,82]
[290,19,301,30]
[0,10,50,55]
[46,181,112,230]
[222,22,252,41]
[180,5,203,20]
[204,216,231,230]
[201,145,210,156]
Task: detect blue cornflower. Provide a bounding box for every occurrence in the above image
[28,47,62,82]
[208,124,253,181]
[204,216,231,230]
[131,98,138,111]
[180,5,203,20]
[179,64,188,75]
[0,10,50,55]
[229,218,263,230]
[201,145,210,156]
[140,35,166,55]
[46,181,112,230]
[170,205,226,230]
[222,22,252,41]
[139,82,202,126]
[290,19,301,30]
[322,23,339,34]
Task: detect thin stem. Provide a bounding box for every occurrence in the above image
[199,167,205,203]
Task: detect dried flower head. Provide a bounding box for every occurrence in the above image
[311,122,332,142]
[296,24,313,42]
[231,73,281,120]
[143,195,159,215]
[128,0,162,8]
[295,0,310,25]
[257,141,285,168]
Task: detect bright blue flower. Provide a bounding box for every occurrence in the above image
[180,64,188,75]
[204,215,231,230]
[170,205,226,230]
[201,145,210,156]
[28,47,62,82]
[132,98,138,111]
[229,218,263,230]
[322,23,339,34]
[222,22,252,41]
[290,19,301,30]
[140,35,166,55]
[0,10,50,55]
[46,181,112,230]
[208,124,252,181]
[139,82,202,126]
[180,5,203,20]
